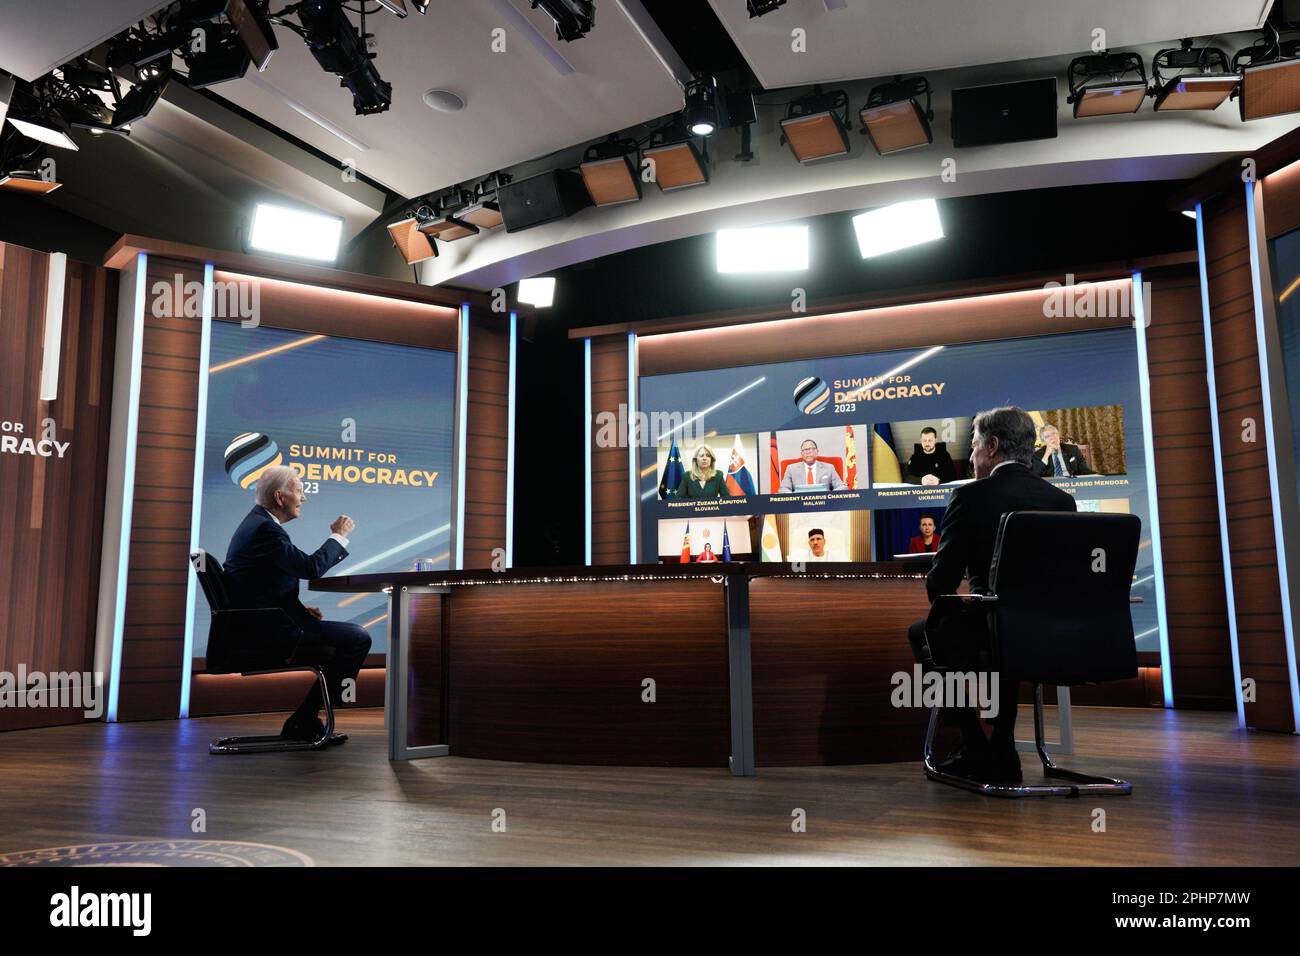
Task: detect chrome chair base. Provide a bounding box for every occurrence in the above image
[921,685,1132,798]
[208,666,339,755]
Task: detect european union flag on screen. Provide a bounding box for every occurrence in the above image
[722,524,732,562]
[660,438,685,499]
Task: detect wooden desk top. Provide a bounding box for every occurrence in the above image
[309,561,926,592]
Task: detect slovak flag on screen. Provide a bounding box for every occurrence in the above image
[725,434,757,497]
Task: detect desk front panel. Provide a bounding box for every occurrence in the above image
[445,579,731,766]
[750,576,931,766]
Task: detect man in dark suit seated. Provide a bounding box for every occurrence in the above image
[907,407,1076,784]
[1034,423,1094,477]
[223,465,371,744]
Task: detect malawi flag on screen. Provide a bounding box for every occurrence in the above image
[660,438,685,499]
[725,434,757,496]
[845,425,858,489]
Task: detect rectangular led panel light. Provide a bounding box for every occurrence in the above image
[0,171,63,194]
[716,226,809,274]
[8,115,79,150]
[581,155,641,206]
[387,217,437,264]
[644,142,707,191]
[518,277,556,307]
[860,99,932,155]
[1240,58,1300,120]
[780,111,850,163]
[1073,82,1148,117]
[249,202,343,262]
[852,199,944,258]
[1153,74,1238,111]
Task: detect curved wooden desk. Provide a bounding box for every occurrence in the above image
[310,563,931,774]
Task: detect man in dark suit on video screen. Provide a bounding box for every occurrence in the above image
[908,406,1076,784]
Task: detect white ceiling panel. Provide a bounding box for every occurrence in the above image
[0,1,169,81]
[211,0,686,197]
[708,0,1273,88]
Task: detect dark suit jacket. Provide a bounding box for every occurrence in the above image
[1034,442,1094,477]
[927,462,1077,602]
[222,505,348,625]
[923,462,1076,663]
[676,472,732,499]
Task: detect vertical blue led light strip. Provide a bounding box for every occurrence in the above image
[179,263,214,719]
[627,332,638,564]
[1244,179,1300,729]
[506,311,517,568]
[107,252,148,722]
[455,304,470,570]
[1132,270,1174,707]
[584,337,592,566]
[1196,202,1247,728]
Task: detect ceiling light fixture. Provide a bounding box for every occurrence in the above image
[780,86,851,163]
[248,202,344,263]
[1234,25,1300,120]
[0,170,63,194]
[580,136,642,206]
[645,118,709,191]
[388,217,438,264]
[1151,39,1236,111]
[530,0,595,42]
[716,225,810,274]
[852,199,944,258]
[518,277,556,307]
[859,75,934,155]
[7,111,79,150]
[1067,51,1148,118]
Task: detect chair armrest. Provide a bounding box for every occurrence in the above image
[937,593,998,603]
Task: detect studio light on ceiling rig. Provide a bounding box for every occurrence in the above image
[1234,20,1300,121]
[780,85,851,163]
[1151,39,1237,112]
[531,0,595,42]
[644,116,709,192]
[859,75,934,155]
[1067,51,1148,118]
[581,136,642,207]
[747,0,787,17]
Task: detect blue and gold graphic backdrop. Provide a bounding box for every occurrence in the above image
[638,326,1163,653]
[192,323,456,657]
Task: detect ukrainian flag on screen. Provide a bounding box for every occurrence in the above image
[872,423,901,483]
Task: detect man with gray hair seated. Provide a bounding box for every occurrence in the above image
[907,406,1076,784]
[222,465,370,745]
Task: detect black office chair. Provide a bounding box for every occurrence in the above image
[190,549,342,754]
[913,511,1140,798]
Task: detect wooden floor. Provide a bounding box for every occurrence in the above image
[0,706,1297,866]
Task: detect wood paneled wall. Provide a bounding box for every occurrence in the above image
[101,254,501,721]
[1144,266,1235,710]
[589,337,630,565]
[1201,191,1294,732]
[463,313,510,569]
[115,256,203,720]
[0,243,117,731]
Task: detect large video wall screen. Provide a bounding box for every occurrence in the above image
[638,326,1162,652]
[191,322,456,657]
